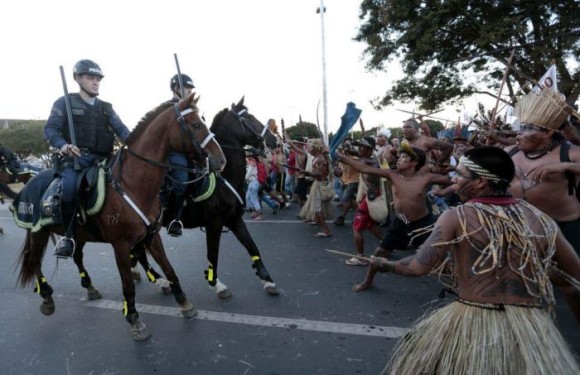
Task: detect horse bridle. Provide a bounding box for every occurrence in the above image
[174,103,217,160]
[224,106,267,152]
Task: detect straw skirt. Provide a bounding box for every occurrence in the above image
[384,301,579,375]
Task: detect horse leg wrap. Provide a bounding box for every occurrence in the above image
[123,300,139,323]
[79,271,92,289]
[252,258,274,282]
[146,267,162,283]
[204,265,217,287]
[34,277,53,299]
[170,283,187,305]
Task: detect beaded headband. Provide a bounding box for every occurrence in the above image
[459,156,501,182]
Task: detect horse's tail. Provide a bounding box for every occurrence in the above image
[16,230,48,287]
[0,182,17,200]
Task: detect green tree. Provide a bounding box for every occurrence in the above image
[285,121,323,140]
[0,121,50,157]
[355,0,579,110]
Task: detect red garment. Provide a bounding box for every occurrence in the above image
[287,151,297,175]
[352,197,376,231]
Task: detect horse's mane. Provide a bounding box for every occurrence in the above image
[126,102,174,145]
[210,108,229,130]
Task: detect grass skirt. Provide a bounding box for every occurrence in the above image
[384,301,579,375]
[298,180,333,221]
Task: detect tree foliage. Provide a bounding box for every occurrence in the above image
[0,121,50,157]
[285,121,324,140]
[355,0,580,110]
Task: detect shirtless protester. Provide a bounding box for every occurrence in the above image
[507,87,580,255]
[371,146,580,374]
[336,143,451,291]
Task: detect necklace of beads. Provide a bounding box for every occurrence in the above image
[524,139,559,160]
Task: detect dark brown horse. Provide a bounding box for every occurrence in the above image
[0,164,35,185]
[133,97,279,298]
[14,94,226,341]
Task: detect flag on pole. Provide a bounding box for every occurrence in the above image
[329,102,362,159]
[533,65,558,93]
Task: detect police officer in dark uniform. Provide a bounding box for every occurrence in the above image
[165,73,195,237]
[44,59,131,257]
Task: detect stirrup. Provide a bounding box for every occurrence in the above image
[54,237,76,258]
[167,219,184,237]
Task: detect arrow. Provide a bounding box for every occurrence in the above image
[325,249,371,262]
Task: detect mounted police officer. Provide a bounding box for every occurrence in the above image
[165,73,195,237]
[44,59,131,258]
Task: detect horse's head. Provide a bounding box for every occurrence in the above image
[210,96,270,153]
[172,94,226,172]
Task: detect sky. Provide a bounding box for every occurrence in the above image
[1,0,495,138]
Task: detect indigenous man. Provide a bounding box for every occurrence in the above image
[344,137,383,266]
[336,144,451,291]
[288,138,309,207]
[402,117,453,172]
[507,88,580,255]
[298,139,333,237]
[370,146,580,374]
[332,137,359,226]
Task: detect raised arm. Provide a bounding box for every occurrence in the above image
[336,151,392,179]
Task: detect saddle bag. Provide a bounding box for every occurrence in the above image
[40,177,63,224]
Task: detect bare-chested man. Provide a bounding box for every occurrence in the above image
[288,138,309,207]
[507,89,580,254]
[402,118,453,172]
[336,143,451,291]
[371,146,580,374]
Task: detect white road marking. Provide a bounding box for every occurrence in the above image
[85,299,408,338]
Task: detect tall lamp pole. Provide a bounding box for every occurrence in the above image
[317,1,329,146]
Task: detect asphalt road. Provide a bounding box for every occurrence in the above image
[0,197,578,375]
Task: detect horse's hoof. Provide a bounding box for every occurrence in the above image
[264,282,279,296]
[40,297,55,315]
[217,289,232,299]
[130,320,151,342]
[161,287,172,295]
[180,300,198,318]
[87,287,102,300]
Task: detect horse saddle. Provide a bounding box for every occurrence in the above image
[10,165,108,232]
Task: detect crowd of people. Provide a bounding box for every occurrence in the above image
[242,87,580,373]
[2,57,579,372]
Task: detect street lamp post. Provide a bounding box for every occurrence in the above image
[317,0,329,146]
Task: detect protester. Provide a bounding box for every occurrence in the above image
[44,59,130,257]
[507,87,580,255]
[333,138,359,226]
[402,118,453,172]
[336,143,451,291]
[344,137,384,266]
[371,146,580,374]
[298,139,333,237]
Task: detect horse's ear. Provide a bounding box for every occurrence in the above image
[192,93,200,105]
[237,96,245,107]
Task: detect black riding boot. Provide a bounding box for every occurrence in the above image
[54,205,77,258]
[167,195,185,237]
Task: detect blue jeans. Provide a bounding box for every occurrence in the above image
[245,181,261,211]
[60,154,100,202]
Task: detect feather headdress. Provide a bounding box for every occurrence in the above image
[515,88,571,130]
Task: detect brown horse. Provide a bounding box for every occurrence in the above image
[132,97,280,298]
[0,165,35,185]
[15,94,226,341]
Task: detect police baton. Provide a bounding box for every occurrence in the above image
[59,65,80,171]
[173,53,185,99]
